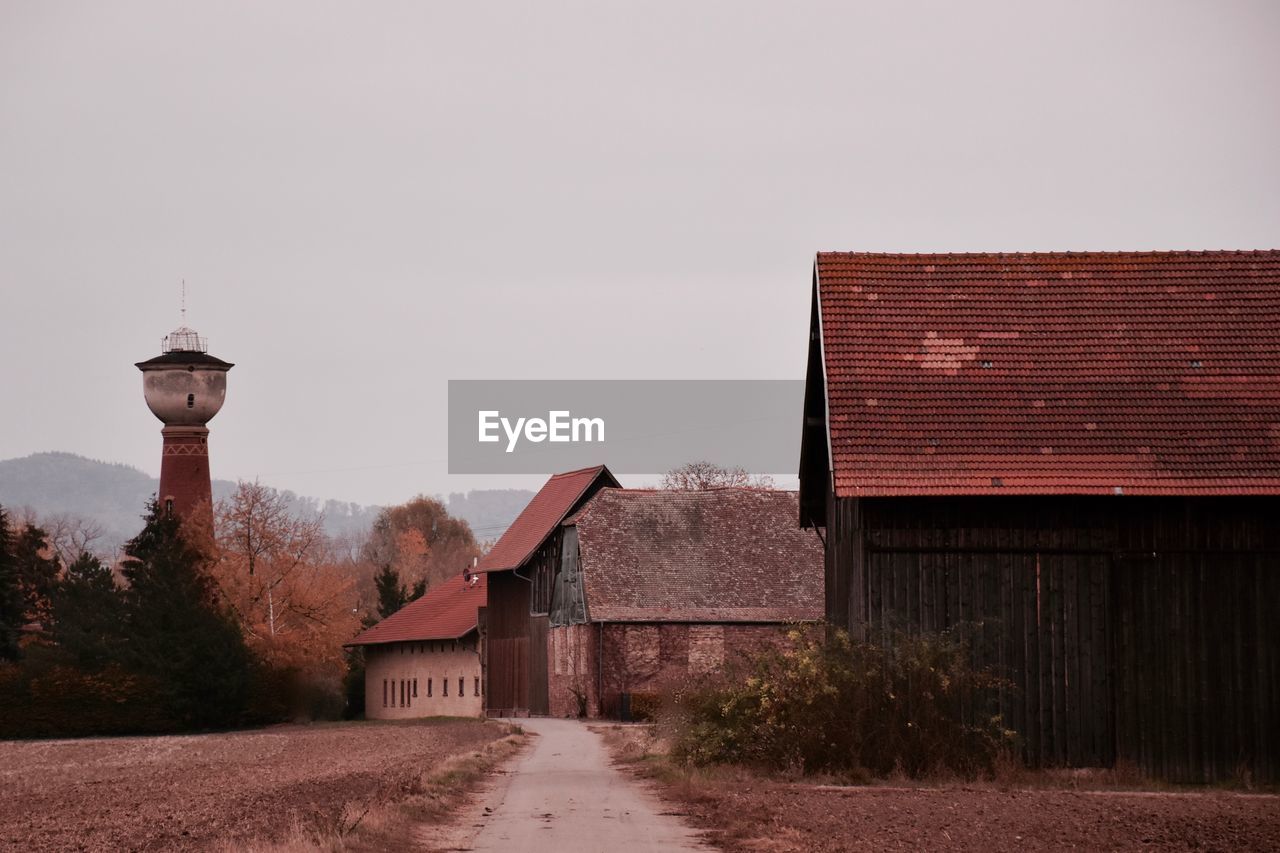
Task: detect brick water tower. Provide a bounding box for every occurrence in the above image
[136,324,233,521]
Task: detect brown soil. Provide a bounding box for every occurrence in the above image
[0,718,513,851]
[596,726,1280,852]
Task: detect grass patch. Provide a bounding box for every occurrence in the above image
[226,722,526,852]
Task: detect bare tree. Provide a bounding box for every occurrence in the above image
[39,513,107,565]
[660,461,776,491]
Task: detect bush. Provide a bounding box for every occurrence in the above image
[666,625,1016,779]
[246,663,346,723]
[0,653,173,738]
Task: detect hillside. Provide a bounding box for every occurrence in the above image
[0,452,531,554]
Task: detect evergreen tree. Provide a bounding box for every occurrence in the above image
[11,522,60,634]
[371,563,427,621]
[342,646,366,718]
[120,501,253,729]
[51,552,126,671]
[0,506,23,661]
[373,563,406,619]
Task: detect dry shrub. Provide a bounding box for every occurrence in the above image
[665,625,1016,779]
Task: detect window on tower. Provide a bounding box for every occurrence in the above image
[187,393,195,408]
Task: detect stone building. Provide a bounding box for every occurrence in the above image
[347,571,487,719]
[476,467,823,718]
[546,487,823,718]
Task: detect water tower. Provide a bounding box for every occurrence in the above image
[136,323,233,521]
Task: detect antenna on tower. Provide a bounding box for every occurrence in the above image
[181,279,187,324]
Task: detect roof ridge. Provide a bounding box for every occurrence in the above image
[547,464,608,479]
[817,249,1280,259]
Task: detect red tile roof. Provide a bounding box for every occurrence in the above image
[569,488,823,623]
[814,250,1280,496]
[475,465,618,573]
[347,571,486,646]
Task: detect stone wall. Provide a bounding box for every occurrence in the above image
[546,622,795,719]
[363,635,483,719]
[546,623,599,718]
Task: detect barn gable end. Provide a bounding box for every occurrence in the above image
[800,250,1280,782]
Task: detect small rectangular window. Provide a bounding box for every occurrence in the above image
[400,680,405,707]
[459,677,464,696]
[413,678,418,698]
[382,679,387,708]
[443,678,448,697]
[428,678,433,697]
[475,676,480,696]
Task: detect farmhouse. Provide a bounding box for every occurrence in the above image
[545,487,823,718]
[347,570,487,719]
[798,250,1280,782]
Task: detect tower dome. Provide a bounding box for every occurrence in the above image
[137,324,233,520]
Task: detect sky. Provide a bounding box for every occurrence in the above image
[1,0,1278,507]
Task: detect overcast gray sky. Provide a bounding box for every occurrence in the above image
[2,0,1278,506]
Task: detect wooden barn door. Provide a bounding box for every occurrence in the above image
[864,549,1115,768]
[486,637,529,714]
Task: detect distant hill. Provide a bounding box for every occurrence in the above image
[0,452,532,556]
[447,488,540,544]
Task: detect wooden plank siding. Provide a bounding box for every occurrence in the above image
[483,536,561,716]
[483,571,534,714]
[828,493,1280,782]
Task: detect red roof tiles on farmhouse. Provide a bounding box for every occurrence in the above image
[347,571,486,646]
[814,250,1280,496]
[476,465,615,572]
[569,488,823,623]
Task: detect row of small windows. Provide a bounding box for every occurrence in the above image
[397,639,475,655]
[382,676,482,707]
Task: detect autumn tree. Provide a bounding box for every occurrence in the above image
[360,496,479,604]
[660,461,776,491]
[212,482,358,681]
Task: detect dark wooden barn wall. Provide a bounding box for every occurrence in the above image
[484,569,551,716]
[485,571,531,714]
[832,494,1280,782]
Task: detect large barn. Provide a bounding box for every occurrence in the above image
[347,570,487,719]
[798,250,1280,782]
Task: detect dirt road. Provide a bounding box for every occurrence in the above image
[458,718,707,852]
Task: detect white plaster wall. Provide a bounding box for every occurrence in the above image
[364,636,483,719]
